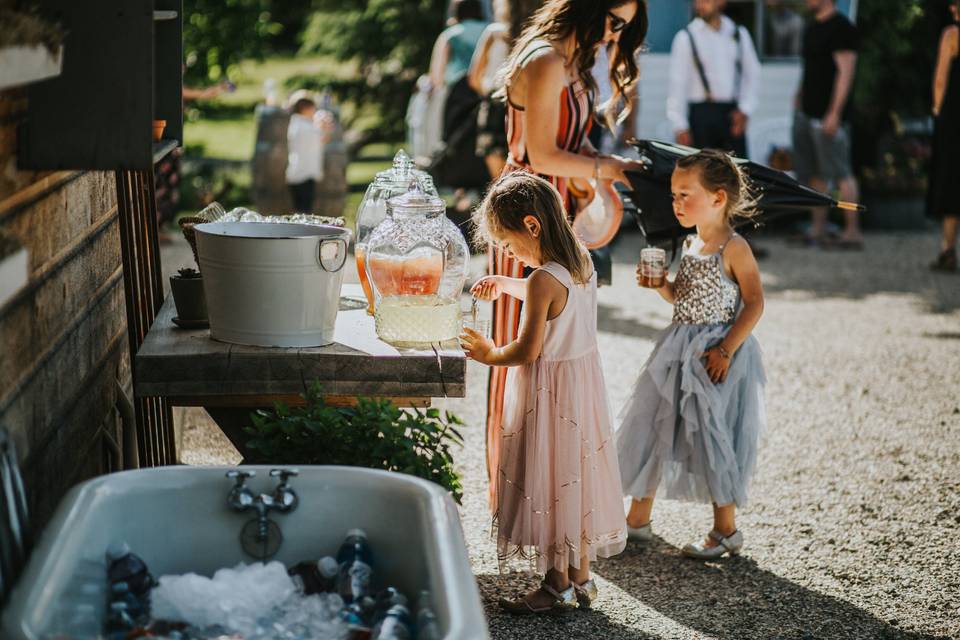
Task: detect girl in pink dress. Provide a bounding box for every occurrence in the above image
[461,172,626,615]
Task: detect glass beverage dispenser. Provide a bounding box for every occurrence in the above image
[354,150,437,314]
[365,181,469,347]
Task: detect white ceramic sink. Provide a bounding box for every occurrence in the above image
[1,466,487,639]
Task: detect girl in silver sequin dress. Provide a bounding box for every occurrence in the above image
[616,150,766,559]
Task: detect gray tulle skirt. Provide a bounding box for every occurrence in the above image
[615,323,766,508]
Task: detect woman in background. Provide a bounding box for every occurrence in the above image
[928,0,959,272]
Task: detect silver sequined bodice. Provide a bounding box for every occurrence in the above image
[672,237,740,325]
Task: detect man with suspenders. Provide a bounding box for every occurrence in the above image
[667,0,762,158]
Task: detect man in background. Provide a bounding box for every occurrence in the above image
[667,0,762,158]
[791,0,862,248]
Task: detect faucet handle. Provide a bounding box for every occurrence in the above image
[269,468,299,484]
[226,469,256,486]
[269,468,299,512]
[226,470,256,512]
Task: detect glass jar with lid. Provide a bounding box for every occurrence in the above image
[354,149,437,314]
[365,180,469,347]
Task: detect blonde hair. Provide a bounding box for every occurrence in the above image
[473,172,593,284]
[675,149,758,223]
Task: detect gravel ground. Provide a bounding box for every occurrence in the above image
[169,228,960,639]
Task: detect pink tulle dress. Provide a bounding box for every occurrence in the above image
[492,261,627,574]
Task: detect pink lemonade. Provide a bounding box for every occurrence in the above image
[367,253,443,297]
[355,246,375,315]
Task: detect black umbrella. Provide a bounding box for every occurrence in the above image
[623,139,866,245]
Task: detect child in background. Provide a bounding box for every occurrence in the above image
[616,149,766,559]
[462,172,625,615]
[286,91,332,213]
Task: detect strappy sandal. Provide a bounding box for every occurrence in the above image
[930,248,958,272]
[682,529,743,559]
[498,580,578,615]
[573,578,598,609]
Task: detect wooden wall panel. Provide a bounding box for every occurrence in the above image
[0,89,130,527]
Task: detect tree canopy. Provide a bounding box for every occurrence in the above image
[298,0,448,141]
[183,0,309,85]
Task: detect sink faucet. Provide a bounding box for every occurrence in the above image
[225,468,300,558]
[226,470,256,511]
[270,468,299,512]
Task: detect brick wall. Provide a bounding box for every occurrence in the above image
[0,87,129,526]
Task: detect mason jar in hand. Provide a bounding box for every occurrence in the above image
[638,247,667,288]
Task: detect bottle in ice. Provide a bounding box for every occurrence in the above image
[372,587,408,625]
[110,581,146,620]
[372,604,412,640]
[340,601,372,637]
[336,529,373,605]
[416,590,441,640]
[106,601,136,638]
[106,542,155,598]
[289,555,340,595]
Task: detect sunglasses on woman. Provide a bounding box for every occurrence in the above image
[608,11,629,33]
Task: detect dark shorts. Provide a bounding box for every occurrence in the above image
[288,179,316,213]
[688,102,747,158]
[791,110,853,184]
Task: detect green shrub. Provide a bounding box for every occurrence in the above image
[245,382,464,502]
[299,0,447,141]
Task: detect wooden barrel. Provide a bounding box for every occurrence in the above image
[251,103,348,218]
[251,104,292,215]
[314,113,348,219]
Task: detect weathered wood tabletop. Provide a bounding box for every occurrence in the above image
[135,285,466,407]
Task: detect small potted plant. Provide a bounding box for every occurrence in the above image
[169,267,207,328]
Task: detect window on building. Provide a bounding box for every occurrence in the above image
[721,0,807,60]
[759,0,807,58]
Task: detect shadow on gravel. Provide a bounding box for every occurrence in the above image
[476,572,658,640]
[611,231,960,315]
[598,302,663,340]
[593,537,950,640]
[922,331,960,340]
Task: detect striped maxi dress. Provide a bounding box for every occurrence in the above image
[487,42,595,508]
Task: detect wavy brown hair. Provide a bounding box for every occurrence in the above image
[676,149,759,224]
[473,172,593,285]
[498,0,648,128]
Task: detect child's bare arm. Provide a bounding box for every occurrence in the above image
[462,271,563,366]
[655,280,676,304]
[719,237,764,354]
[702,237,763,383]
[472,275,527,301]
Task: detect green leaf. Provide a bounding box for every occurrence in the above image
[244,379,464,495]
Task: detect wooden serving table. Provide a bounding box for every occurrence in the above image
[134,285,466,459]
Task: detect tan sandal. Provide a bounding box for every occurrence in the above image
[573,578,598,609]
[498,581,578,615]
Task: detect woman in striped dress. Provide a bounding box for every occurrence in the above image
[486,0,649,508]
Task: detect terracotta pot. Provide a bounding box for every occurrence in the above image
[152,119,167,142]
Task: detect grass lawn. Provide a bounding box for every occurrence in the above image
[184,53,354,162]
[179,54,399,223]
